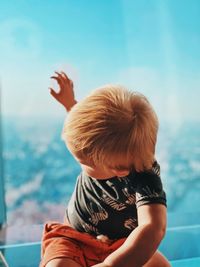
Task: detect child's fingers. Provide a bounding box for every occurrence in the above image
[55,71,68,82]
[49,88,58,98]
[50,75,61,82]
[60,72,74,88]
[52,71,71,87]
[55,71,62,76]
[60,71,70,80]
[54,71,63,80]
[69,80,74,87]
[51,75,64,88]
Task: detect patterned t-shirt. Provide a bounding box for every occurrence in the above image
[66,161,166,239]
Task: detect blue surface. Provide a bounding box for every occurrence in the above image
[158,212,200,263]
[171,257,200,267]
[0,242,41,267]
[168,211,200,227]
[159,224,200,260]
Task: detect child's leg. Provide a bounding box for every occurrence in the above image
[40,223,87,267]
[143,251,171,267]
[46,258,82,267]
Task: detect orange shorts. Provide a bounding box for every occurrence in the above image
[40,222,126,267]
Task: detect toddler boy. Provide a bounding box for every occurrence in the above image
[40,71,170,267]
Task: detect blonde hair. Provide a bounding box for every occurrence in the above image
[62,85,158,172]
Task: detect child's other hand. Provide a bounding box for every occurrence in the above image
[96,235,112,245]
[50,71,77,112]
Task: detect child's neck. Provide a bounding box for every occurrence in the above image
[81,164,130,180]
[81,164,116,180]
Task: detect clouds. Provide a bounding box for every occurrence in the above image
[115,66,200,123]
[0,18,52,117]
[0,18,42,61]
[0,2,199,122]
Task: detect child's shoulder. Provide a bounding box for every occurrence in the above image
[129,161,161,186]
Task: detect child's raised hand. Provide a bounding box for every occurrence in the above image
[50,71,77,112]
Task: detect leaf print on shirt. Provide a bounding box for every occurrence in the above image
[82,222,99,235]
[122,187,136,205]
[124,218,137,230]
[136,186,160,201]
[151,162,160,177]
[102,192,126,211]
[88,202,108,226]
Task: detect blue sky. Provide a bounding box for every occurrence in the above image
[0,0,200,122]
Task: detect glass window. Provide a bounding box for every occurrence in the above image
[1,0,200,226]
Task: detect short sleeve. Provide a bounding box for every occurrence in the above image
[135,162,167,208]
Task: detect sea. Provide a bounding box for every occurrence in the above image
[2,117,200,225]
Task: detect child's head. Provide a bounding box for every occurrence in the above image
[62,85,158,172]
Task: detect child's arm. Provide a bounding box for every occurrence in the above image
[92,204,166,267]
[50,71,77,112]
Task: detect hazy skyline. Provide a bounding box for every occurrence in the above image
[0,0,200,122]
